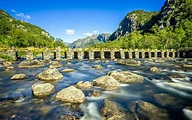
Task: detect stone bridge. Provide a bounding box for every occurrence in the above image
[0,46,191,60]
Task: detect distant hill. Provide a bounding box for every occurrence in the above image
[0,9,65,48]
[68,33,110,48]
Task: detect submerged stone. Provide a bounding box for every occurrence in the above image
[92,64,102,69]
[62,68,75,72]
[129,100,168,120]
[150,67,159,72]
[54,86,85,103]
[50,61,62,68]
[11,73,28,80]
[32,83,54,97]
[38,65,63,81]
[101,99,126,120]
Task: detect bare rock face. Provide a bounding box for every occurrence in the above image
[54,86,85,104]
[92,76,120,91]
[102,99,126,120]
[11,74,28,80]
[92,64,102,69]
[18,60,44,68]
[130,100,168,120]
[32,83,54,97]
[150,67,159,72]
[38,65,63,81]
[75,81,93,89]
[108,71,144,83]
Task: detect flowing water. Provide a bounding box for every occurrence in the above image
[0,59,192,120]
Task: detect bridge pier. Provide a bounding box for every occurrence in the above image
[101,50,105,59]
[78,50,84,60]
[110,50,115,59]
[5,50,17,60]
[89,50,94,60]
[120,49,125,59]
[26,51,34,60]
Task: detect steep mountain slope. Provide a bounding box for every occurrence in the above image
[109,10,158,41]
[69,33,110,48]
[0,9,65,48]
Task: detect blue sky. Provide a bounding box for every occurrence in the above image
[0,0,165,43]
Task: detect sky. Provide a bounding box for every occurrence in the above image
[0,0,166,43]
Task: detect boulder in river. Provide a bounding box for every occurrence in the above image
[125,59,141,66]
[54,86,85,103]
[38,65,63,81]
[62,68,74,72]
[2,61,12,67]
[107,71,144,83]
[92,90,102,97]
[92,76,120,90]
[50,61,62,68]
[18,60,44,68]
[32,83,54,97]
[101,99,126,120]
[92,64,102,69]
[75,81,93,89]
[129,100,168,120]
[150,67,159,72]
[11,74,28,80]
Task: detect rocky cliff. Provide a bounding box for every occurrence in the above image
[156,0,192,29]
[109,10,158,41]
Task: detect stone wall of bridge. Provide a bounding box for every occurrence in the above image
[0,47,185,60]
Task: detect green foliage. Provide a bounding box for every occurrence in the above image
[0,10,66,48]
[0,54,14,61]
[17,51,27,57]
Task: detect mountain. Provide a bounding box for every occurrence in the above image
[109,10,158,41]
[154,0,192,29]
[0,9,65,48]
[69,33,110,48]
[92,0,192,49]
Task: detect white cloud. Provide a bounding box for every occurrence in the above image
[16,13,31,19]
[93,30,98,34]
[65,29,75,35]
[11,9,16,13]
[84,32,93,36]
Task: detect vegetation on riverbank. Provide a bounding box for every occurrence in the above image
[0,54,14,61]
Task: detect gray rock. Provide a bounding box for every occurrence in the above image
[54,86,85,103]
[92,64,102,69]
[92,76,120,90]
[75,81,93,89]
[150,67,159,72]
[92,90,102,97]
[11,74,28,80]
[154,93,182,107]
[50,61,62,68]
[130,100,168,120]
[108,71,144,83]
[18,60,44,68]
[2,61,12,67]
[62,68,74,72]
[32,83,54,97]
[38,65,63,81]
[101,99,126,120]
